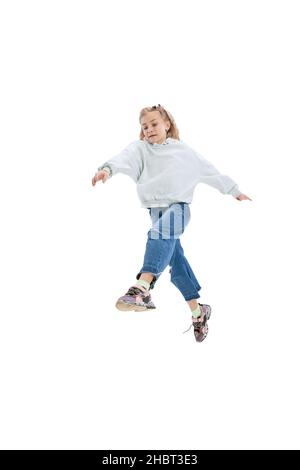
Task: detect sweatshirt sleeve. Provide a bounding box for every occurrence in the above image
[195,152,242,197]
[97,141,143,183]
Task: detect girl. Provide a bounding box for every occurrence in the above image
[92,104,251,342]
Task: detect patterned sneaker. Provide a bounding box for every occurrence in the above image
[115,285,156,312]
[183,303,212,342]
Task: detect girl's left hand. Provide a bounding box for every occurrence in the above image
[235,194,252,201]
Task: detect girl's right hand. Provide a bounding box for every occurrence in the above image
[235,193,252,201]
[92,170,110,186]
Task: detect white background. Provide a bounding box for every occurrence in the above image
[0,0,299,450]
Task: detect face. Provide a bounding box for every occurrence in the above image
[140,111,170,144]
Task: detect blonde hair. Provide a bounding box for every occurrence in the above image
[139,104,180,140]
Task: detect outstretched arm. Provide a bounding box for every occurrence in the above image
[195,151,252,201]
[94,141,143,183]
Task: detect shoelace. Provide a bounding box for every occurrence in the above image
[182,323,193,334]
[182,315,206,334]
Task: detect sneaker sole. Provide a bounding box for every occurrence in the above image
[115,301,155,312]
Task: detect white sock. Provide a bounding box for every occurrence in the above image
[192,304,201,318]
[136,279,150,290]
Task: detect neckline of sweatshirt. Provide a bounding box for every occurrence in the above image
[147,137,172,147]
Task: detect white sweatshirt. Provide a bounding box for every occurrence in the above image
[98,138,242,208]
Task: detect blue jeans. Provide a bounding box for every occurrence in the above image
[136,202,202,301]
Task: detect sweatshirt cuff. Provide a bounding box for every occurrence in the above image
[227,185,242,197]
[98,164,112,177]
